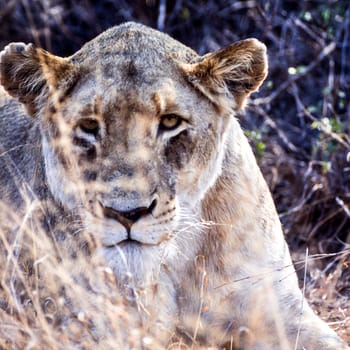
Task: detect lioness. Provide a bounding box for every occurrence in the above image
[0,22,348,349]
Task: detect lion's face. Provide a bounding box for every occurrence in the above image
[0,22,267,285]
[41,58,231,284]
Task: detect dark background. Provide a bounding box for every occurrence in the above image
[1,0,349,339]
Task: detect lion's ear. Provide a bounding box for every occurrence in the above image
[0,42,77,116]
[182,39,268,110]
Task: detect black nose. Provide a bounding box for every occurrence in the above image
[101,199,157,233]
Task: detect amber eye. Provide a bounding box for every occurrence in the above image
[159,114,183,131]
[78,118,99,137]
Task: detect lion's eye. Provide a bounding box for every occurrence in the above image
[78,119,99,137]
[159,114,183,131]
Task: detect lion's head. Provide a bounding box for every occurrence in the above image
[0,22,267,287]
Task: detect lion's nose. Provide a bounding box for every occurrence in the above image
[101,199,157,233]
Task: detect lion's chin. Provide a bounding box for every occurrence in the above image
[100,241,164,290]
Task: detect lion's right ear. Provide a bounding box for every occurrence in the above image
[0,43,77,116]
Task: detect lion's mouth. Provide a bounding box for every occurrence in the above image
[103,238,157,248]
[94,200,172,247]
[101,231,173,249]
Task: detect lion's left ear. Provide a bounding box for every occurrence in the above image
[182,39,268,110]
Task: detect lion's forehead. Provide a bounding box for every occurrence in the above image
[64,29,199,121]
[56,73,203,139]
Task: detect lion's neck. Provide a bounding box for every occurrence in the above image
[200,120,284,270]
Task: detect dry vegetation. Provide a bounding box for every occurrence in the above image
[0,0,349,348]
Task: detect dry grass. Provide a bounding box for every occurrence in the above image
[0,200,165,350]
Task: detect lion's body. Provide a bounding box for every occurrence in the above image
[0,22,348,349]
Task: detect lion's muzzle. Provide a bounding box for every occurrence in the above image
[100,199,157,235]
